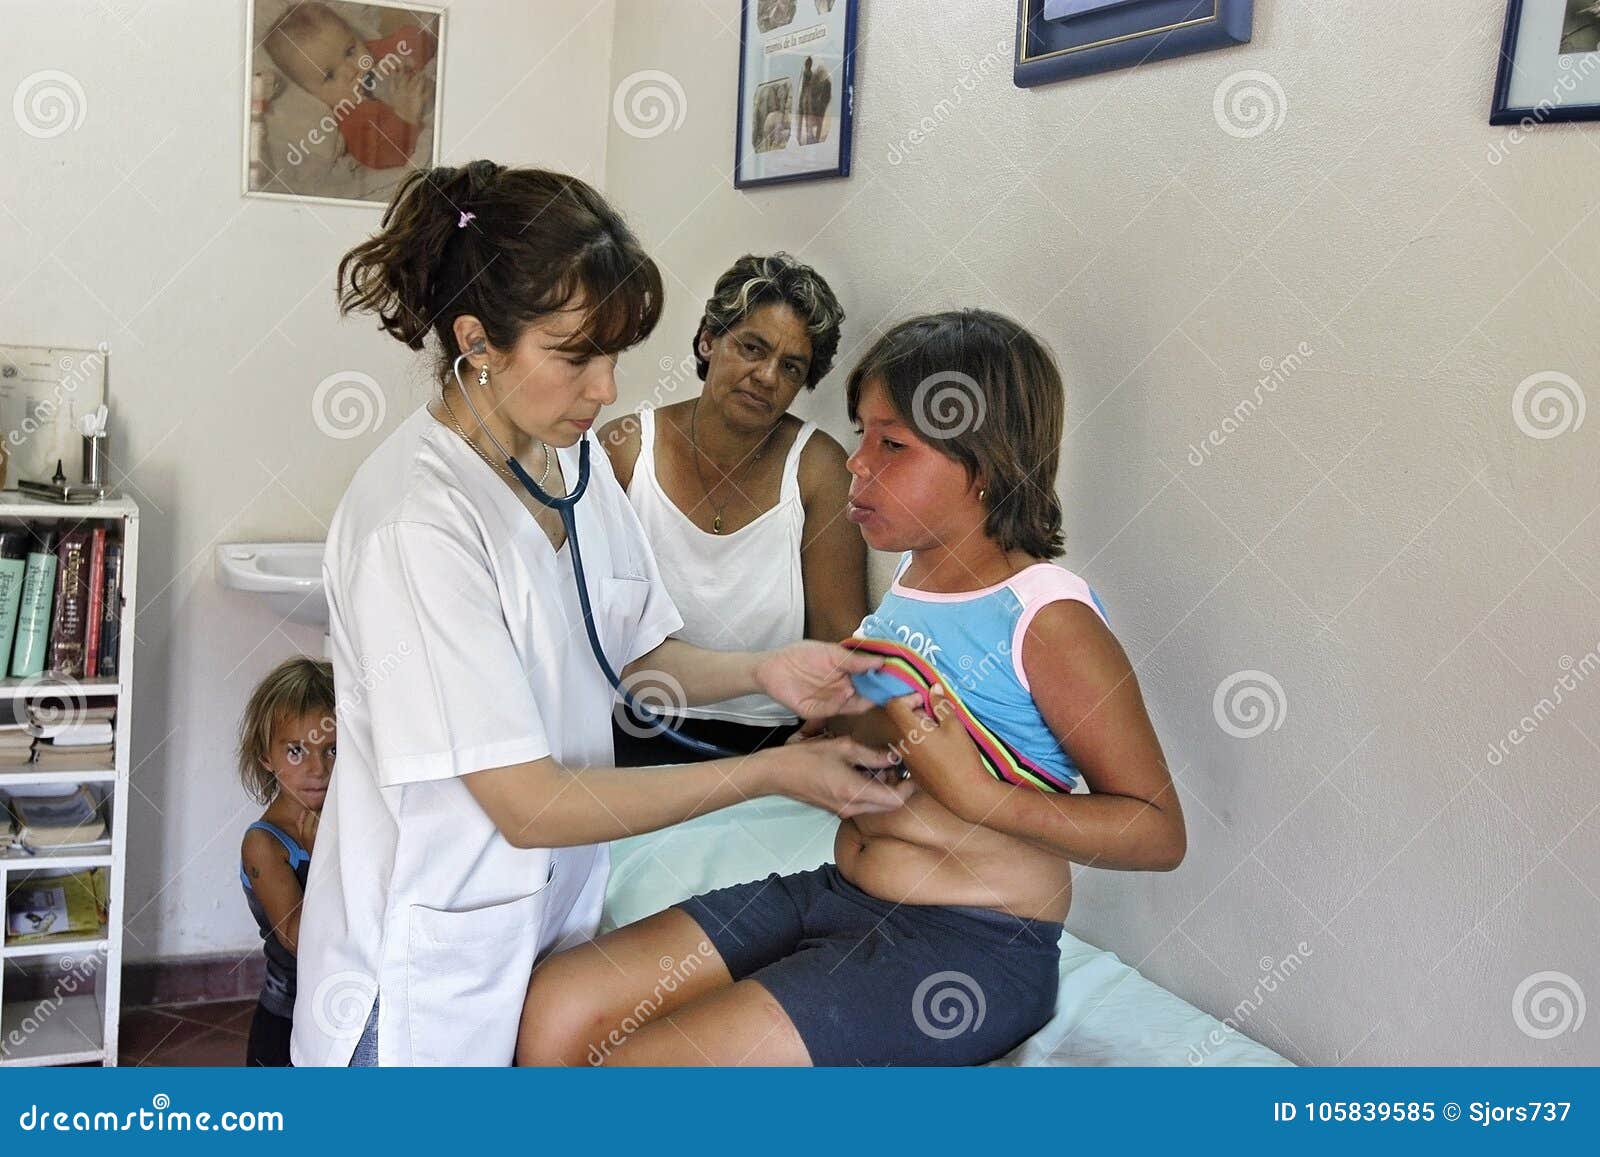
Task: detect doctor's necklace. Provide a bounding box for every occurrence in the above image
[690,397,775,534]
[440,390,552,489]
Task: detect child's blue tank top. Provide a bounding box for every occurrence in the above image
[856,554,1111,791]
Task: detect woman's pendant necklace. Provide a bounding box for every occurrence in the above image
[691,397,775,534]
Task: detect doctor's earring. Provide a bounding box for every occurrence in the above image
[476,362,490,387]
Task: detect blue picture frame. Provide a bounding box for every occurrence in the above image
[1014,0,1253,87]
[1490,0,1600,126]
[735,0,858,189]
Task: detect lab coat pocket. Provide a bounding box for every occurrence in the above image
[405,860,556,1066]
[598,575,651,671]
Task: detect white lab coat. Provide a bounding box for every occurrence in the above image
[290,405,681,1066]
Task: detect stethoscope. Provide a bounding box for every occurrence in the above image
[452,351,737,759]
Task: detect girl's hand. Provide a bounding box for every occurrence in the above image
[882,685,999,824]
[755,640,882,720]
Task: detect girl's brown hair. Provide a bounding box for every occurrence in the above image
[846,309,1066,559]
[338,161,663,378]
[237,657,336,805]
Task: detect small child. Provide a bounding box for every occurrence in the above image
[264,2,437,171]
[237,657,336,1067]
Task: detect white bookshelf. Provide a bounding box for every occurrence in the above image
[0,492,138,1067]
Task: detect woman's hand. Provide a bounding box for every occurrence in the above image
[882,686,1001,824]
[755,640,882,720]
[758,734,912,818]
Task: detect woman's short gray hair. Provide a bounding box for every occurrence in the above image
[694,252,844,389]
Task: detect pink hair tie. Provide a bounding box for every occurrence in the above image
[457,211,476,228]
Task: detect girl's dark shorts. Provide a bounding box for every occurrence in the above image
[674,862,1062,1066]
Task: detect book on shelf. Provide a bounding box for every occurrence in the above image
[46,524,92,679]
[0,722,33,769]
[30,741,114,770]
[0,519,124,682]
[7,522,56,679]
[84,525,106,679]
[4,867,108,943]
[96,536,123,678]
[1,784,108,849]
[0,528,28,671]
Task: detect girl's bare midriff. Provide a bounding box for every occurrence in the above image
[835,789,1072,922]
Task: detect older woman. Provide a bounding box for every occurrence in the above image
[600,253,866,762]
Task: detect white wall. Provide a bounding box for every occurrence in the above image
[8,0,1595,1066]
[602,0,1600,1064]
[1,0,616,961]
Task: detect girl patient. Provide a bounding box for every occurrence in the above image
[518,310,1186,1066]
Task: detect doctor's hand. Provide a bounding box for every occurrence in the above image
[758,735,913,818]
[754,640,884,720]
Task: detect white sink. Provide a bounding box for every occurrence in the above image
[214,542,329,630]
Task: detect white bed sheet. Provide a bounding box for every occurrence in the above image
[601,796,1291,1067]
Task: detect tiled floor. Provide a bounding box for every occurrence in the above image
[118,999,257,1066]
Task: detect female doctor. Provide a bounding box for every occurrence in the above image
[290,161,908,1067]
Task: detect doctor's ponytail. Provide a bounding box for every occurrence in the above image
[337,161,663,379]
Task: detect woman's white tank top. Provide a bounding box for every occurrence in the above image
[625,405,815,725]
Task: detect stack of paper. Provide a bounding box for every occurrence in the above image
[1,786,108,850]
[0,722,35,769]
[28,703,116,744]
[27,704,115,769]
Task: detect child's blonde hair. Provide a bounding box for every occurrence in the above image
[237,656,336,804]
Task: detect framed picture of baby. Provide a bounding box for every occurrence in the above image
[735,0,857,189]
[243,0,445,207]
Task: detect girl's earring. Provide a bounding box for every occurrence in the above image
[978,487,987,502]
[477,363,490,387]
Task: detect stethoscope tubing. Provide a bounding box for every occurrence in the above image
[454,354,737,759]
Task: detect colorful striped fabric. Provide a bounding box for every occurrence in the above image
[840,635,1076,794]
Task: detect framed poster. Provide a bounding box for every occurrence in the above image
[243,0,445,208]
[1491,0,1600,124]
[1014,0,1252,87]
[735,0,857,189]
